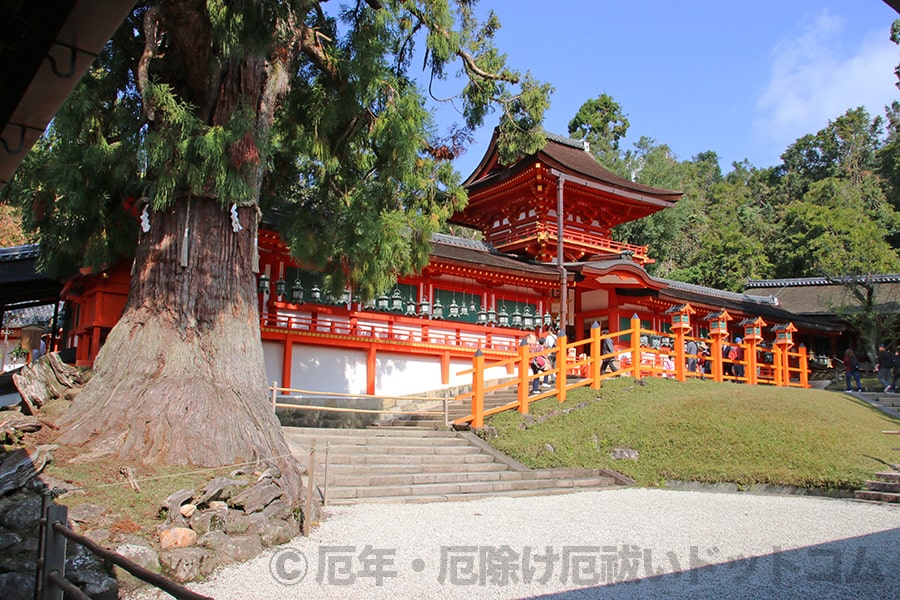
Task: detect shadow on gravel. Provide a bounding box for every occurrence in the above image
[525,527,900,599]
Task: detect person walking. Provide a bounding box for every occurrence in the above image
[843,348,862,392]
[892,348,900,393]
[876,343,894,392]
[600,329,619,374]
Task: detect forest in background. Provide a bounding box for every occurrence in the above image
[568,91,900,294]
[3,18,900,299]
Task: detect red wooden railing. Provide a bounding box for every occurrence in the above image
[454,317,810,428]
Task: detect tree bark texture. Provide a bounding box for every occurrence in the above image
[56,197,303,502]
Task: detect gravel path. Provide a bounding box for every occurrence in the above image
[132,488,900,599]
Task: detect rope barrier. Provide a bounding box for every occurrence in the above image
[274,402,445,416]
[271,386,446,403]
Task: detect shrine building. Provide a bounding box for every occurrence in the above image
[59,131,842,395]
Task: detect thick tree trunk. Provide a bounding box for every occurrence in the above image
[56,196,303,502]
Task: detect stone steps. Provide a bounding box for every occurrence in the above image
[854,471,900,503]
[374,388,549,428]
[283,426,625,505]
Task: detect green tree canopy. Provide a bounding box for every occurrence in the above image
[567,93,629,170]
[0,1,553,489]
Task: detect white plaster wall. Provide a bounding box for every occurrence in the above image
[376,352,440,396]
[262,341,284,389]
[292,345,368,394]
[263,341,520,397]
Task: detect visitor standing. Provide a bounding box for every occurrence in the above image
[542,326,557,387]
[685,339,698,375]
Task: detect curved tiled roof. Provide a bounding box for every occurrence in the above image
[429,233,558,279]
[463,129,681,203]
[744,276,900,317]
[0,244,40,262]
[538,134,682,202]
[746,275,900,288]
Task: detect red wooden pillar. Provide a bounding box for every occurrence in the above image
[441,352,450,385]
[281,338,293,390]
[366,346,377,395]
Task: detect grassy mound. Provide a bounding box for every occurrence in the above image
[485,377,900,491]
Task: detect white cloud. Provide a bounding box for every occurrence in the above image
[754,9,897,154]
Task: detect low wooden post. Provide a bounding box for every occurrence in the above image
[322,442,330,506]
[517,341,530,415]
[303,440,316,537]
[590,322,602,389]
[442,393,449,428]
[630,314,642,379]
[472,350,485,428]
[557,335,568,404]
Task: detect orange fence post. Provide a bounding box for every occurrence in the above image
[705,310,732,384]
[590,323,602,389]
[773,346,783,387]
[518,341,530,414]
[674,329,685,382]
[630,314,642,379]
[556,335,568,403]
[746,338,758,386]
[781,346,791,386]
[667,303,694,382]
[738,316,765,386]
[472,350,485,428]
[710,336,722,383]
[798,345,809,388]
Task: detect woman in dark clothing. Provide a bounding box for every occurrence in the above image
[843,348,862,392]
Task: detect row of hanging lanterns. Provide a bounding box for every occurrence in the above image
[260,274,556,329]
[258,274,349,306]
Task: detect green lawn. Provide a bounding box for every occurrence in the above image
[485,377,900,491]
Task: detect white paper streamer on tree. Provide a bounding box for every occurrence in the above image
[140,205,150,232]
[231,203,243,232]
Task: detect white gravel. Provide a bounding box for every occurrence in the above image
[131,488,900,599]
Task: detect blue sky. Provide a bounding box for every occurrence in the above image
[439,0,900,178]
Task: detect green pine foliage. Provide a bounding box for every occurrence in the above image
[1,1,550,297]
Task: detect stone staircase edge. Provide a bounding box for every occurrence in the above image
[453,430,531,472]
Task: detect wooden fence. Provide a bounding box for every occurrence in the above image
[454,317,809,428]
